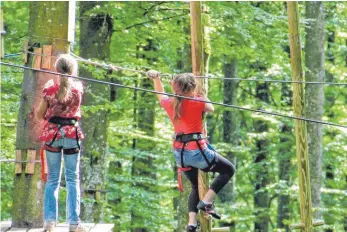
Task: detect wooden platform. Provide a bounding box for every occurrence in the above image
[1,221,114,232]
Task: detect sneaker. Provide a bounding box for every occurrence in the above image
[185,222,200,232]
[43,221,55,232]
[197,201,221,219]
[69,224,88,232]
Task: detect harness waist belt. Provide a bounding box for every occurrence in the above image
[174,132,205,143]
[48,116,78,126]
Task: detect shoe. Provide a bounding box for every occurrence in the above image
[197,201,221,219]
[43,221,55,232]
[69,224,88,232]
[185,222,200,232]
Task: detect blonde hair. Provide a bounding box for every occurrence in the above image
[172,73,196,121]
[55,54,78,103]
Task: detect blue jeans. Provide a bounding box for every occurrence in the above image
[174,147,216,169]
[44,137,81,224]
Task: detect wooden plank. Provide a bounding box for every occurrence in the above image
[41,45,52,69]
[290,220,325,230]
[79,223,95,231]
[56,223,95,232]
[25,150,36,174]
[212,227,230,232]
[33,48,42,69]
[89,224,114,232]
[0,221,11,232]
[15,150,22,174]
[23,40,28,63]
[7,228,27,232]
[27,229,43,232]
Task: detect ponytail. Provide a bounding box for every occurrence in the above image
[55,54,78,103]
[173,97,183,121]
[172,73,196,121]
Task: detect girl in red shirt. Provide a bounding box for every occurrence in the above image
[36,54,86,232]
[147,71,235,232]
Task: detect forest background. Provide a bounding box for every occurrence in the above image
[1,1,347,232]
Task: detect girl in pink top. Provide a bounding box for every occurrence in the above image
[147,71,235,232]
[36,54,87,232]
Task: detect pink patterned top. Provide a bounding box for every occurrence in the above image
[39,80,84,142]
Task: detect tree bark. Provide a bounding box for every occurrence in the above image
[12,1,69,227]
[131,40,156,232]
[175,20,192,232]
[277,82,292,232]
[190,2,211,231]
[79,1,113,222]
[219,58,238,231]
[254,81,270,232]
[287,2,313,231]
[304,1,325,223]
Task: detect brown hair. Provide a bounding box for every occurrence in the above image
[172,73,196,121]
[55,54,78,103]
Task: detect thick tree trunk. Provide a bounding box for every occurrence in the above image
[131,40,156,232]
[79,1,113,222]
[190,2,211,231]
[304,1,325,223]
[175,22,192,232]
[12,1,69,227]
[254,82,270,232]
[219,58,238,231]
[277,83,292,232]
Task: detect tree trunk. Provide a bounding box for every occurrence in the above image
[254,81,270,232]
[175,21,192,232]
[304,1,325,224]
[277,82,292,232]
[12,1,69,227]
[287,2,313,231]
[79,1,113,222]
[190,2,211,232]
[219,58,238,231]
[131,40,156,232]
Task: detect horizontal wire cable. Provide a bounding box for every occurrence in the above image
[71,52,347,86]
[1,61,346,129]
[3,53,23,58]
[0,159,41,163]
[5,50,347,86]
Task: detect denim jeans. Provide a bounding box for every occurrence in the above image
[44,137,81,224]
[174,147,216,169]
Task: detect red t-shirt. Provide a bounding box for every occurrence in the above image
[39,80,84,142]
[160,96,207,150]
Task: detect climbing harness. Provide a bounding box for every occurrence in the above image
[39,116,81,182]
[175,132,215,192]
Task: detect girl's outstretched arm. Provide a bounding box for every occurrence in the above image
[204,97,214,113]
[147,70,165,102]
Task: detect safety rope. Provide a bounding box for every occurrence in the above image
[1,61,346,129]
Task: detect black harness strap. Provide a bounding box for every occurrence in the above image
[196,140,211,167]
[175,132,212,170]
[180,142,187,168]
[63,147,80,155]
[46,116,80,150]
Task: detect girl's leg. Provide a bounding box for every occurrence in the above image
[208,153,235,196]
[64,152,81,225]
[183,167,199,225]
[44,150,62,223]
[197,153,235,219]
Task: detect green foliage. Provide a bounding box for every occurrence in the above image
[1,1,347,231]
